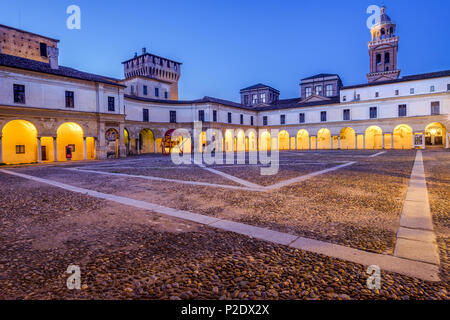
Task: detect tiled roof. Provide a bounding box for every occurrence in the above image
[253,96,340,111]
[240,83,279,93]
[342,70,450,90]
[0,53,124,87]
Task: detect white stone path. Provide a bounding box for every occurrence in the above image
[0,159,441,282]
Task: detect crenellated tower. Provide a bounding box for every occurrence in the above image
[367,6,400,83]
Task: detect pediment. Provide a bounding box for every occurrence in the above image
[302,94,330,103]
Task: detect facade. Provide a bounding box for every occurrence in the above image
[0,6,449,165]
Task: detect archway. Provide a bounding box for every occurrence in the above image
[393,124,413,149]
[236,130,245,152]
[198,131,207,152]
[317,128,331,149]
[57,122,84,161]
[365,126,383,149]
[278,130,290,150]
[340,127,355,149]
[1,120,38,164]
[260,131,271,151]
[248,130,257,151]
[224,130,234,152]
[124,128,130,155]
[296,129,309,150]
[140,129,155,153]
[105,128,119,158]
[425,122,446,147]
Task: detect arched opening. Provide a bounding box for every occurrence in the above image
[225,130,234,152]
[259,131,271,151]
[2,120,38,164]
[317,128,331,149]
[124,128,130,155]
[296,129,309,150]
[236,130,245,152]
[365,126,383,149]
[57,122,84,161]
[248,130,257,151]
[278,130,290,150]
[198,131,207,153]
[425,122,446,147]
[340,127,355,149]
[393,124,413,149]
[139,129,155,154]
[105,128,119,158]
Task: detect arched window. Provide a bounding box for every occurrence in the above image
[376,54,382,65]
[385,52,390,64]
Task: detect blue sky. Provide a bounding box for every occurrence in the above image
[1,0,449,101]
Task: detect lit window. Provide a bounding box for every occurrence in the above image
[16,145,25,154]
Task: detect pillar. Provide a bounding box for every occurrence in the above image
[391,133,394,149]
[337,136,341,150]
[136,136,140,155]
[446,133,450,149]
[412,132,415,149]
[309,136,312,150]
[0,135,3,163]
[382,133,385,149]
[355,134,358,150]
[330,136,334,149]
[53,137,57,162]
[128,138,131,155]
[362,134,366,150]
[37,137,42,163]
[83,137,87,160]
[315,136,318,150]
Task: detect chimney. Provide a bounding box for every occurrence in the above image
[47,46,59,70]
[142,47,146,54]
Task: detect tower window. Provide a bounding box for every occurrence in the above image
[260,94,266,103]
[326,85,333,97]
[384,52,390,64]
[299,113,305,123]
[431,102,440,115]
[315,85,323,96]
[369,107,377,119]
[39,43,48,57]
[305,87,312,98]
[13,84,25,104]
[252,94,258,104]
[343,109,350,121]
[280,114,286,125]
[398,104,407,117]
[170,111,177,123]
[376,54,382,65]
[155,88,159,97]
[244,95,249,105]
[320,111,327,122]
[143,85,148,95]
[165,91,168,99]
[143,108,149,122]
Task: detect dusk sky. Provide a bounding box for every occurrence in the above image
[2,0,449,101]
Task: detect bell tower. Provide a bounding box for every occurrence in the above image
[367,6,400,83]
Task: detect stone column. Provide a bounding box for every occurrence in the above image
[391,134,394,149]
[136,136,140,155]
[309,136,312,150]
[315,136,318,150]
[128,138,131,155]
[382,134,385,149]
[446,133,450,149]
[0,135,3,164]
[355,135,358,150]
[412,132,415,149]
[83,137,87,160]
[337,136,341,150]
[330,136,334,150]
[362,134,366,150]
[154,139,157,154]
[37,137,42,163]
[53,137,58,162]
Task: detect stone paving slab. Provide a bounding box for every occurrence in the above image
[399,201,434,230]
[394,238,440,265]
[397,227,436,243]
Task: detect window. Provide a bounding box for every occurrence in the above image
[263,116,268,126]
[260,94,266,103]
[252,94,258,104]
[65,91,74,108]
[410,88,415,94]
[143,85,148,95]
[108,97,115,111]
[315,85,323,96]
[40,43,47,57]
[320,111,327,122]
[447,84,450,91]
[68,144,76,152]
[143,108,149,122]
[326,85,333,97]
[228,112,232,124]
[370,107,377,119]
[15,145,25,154]
[240,114,244,125]
[305,87,312,98]
[280,114,286,125]
[376,54,381,65]
[213,110,217,122]
[155,88,159,97]
[343,109,350,121]
[398,104,407,117]
[342,96,346,102]
[13,84,25,103]
[355,94,360,101]
[170,111,177,123]
[165,91,168,99]
[131,85,135,95]
[430,86,435,92]
[250,116,254,126]
[199,110,205,122]
[431,102,440,115]
[375,92,379,98]
[384,52,390,64]
[395,90,399,96]
[244,95,249,105]
[299,113,305,123]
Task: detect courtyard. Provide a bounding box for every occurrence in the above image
[0,149,448,300]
